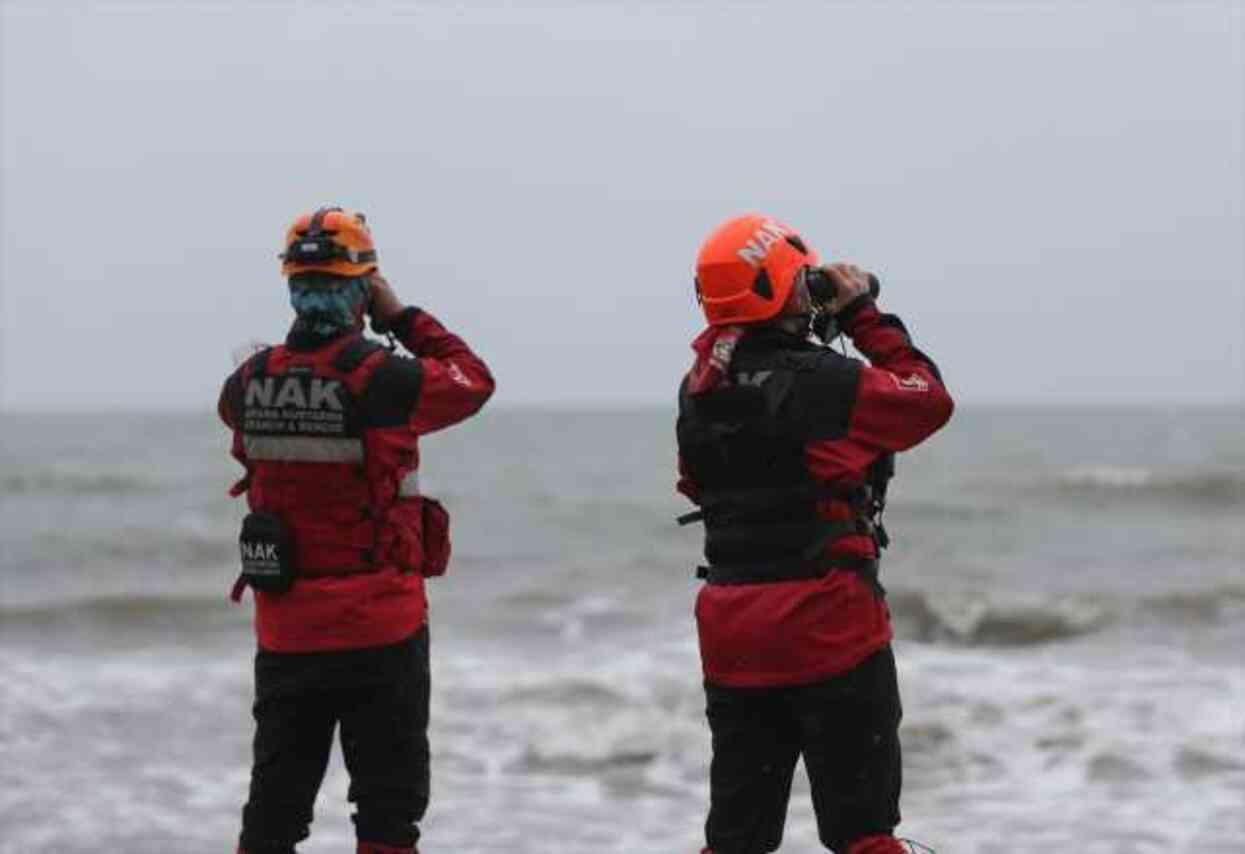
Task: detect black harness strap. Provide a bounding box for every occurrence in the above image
[676,482,865,526]
[693,511,884,594]
[798,518,870,560]
[681,486,887,596]
[697,556,881,587]
[676,508,705,526]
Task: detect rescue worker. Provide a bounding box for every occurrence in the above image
[677,214,953,854]
[218,206,495,854]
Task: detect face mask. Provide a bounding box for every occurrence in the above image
[288,276,369,336]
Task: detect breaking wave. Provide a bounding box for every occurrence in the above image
[1054,465,1245,504]
[0,467,165,496]
[0,593,233,625]
[889,591,1110,646]
[11,525,235,572]
[1139,585,1245,623]
[889,584,1245,646]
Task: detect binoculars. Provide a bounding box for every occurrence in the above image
[804,268,881,307]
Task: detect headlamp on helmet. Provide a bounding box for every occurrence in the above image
[279,206,378,278]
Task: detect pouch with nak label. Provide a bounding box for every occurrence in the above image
[234,511,296,598]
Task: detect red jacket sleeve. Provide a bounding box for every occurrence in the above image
[836,299,954,454]
[805,300,953,485]
[391,308,496,435]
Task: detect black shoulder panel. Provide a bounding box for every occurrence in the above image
[676,373,700,420]
[362,354,425,427]
[225,348,272,416]
[876,313,913,341]
[695,383,771,418]
[249,348,273,377]
[334,337,385,373]
[787,349,862,440]
[910,344,945,383]
[221,367,246,423]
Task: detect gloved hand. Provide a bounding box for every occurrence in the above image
[819,263,874,313]
[367,272,404,332]
[810,263,878,341]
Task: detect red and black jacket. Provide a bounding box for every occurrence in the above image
[677,298,953,687]
[219,307,494,652]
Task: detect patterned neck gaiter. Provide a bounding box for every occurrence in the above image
[288,273,370,338]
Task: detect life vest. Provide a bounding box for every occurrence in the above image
[676,330,892,589]
[232,334,423,582]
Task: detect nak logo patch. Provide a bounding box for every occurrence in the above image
[891,373,930,392]
[243,372,357,438]
[736,220,792,268]
[241,541,279,563]
[245,376,343,411]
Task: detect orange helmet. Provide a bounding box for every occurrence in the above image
[693,214,819,326]
[279,206,378,277]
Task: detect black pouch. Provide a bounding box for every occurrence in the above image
[420,497,451,578]
[237,511,296,595]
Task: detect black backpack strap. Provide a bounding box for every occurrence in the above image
[334,337,384,373]
[676,482,866,526]
[677,508,707,526]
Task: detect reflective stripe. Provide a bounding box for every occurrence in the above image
[398,471,421,497]
[244,435,364,463]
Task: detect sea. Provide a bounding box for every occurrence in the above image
[1,406,1242,854]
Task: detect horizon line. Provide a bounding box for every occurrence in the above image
[2,399,1242,417]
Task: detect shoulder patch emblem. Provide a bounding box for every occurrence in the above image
[735,371,773,387]
[891,373,930,392]
[447,362,473,388]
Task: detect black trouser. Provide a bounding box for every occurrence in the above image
[704,646,902,854]
[239,628,431,854]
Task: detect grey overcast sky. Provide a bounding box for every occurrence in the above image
[1,1,1241,410]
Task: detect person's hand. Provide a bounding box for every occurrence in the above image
[367,272,404,328]
[822,263,873,314]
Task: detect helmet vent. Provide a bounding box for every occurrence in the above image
[785,234,809,255]
[752,268,774,300]
[307,206,343,237]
